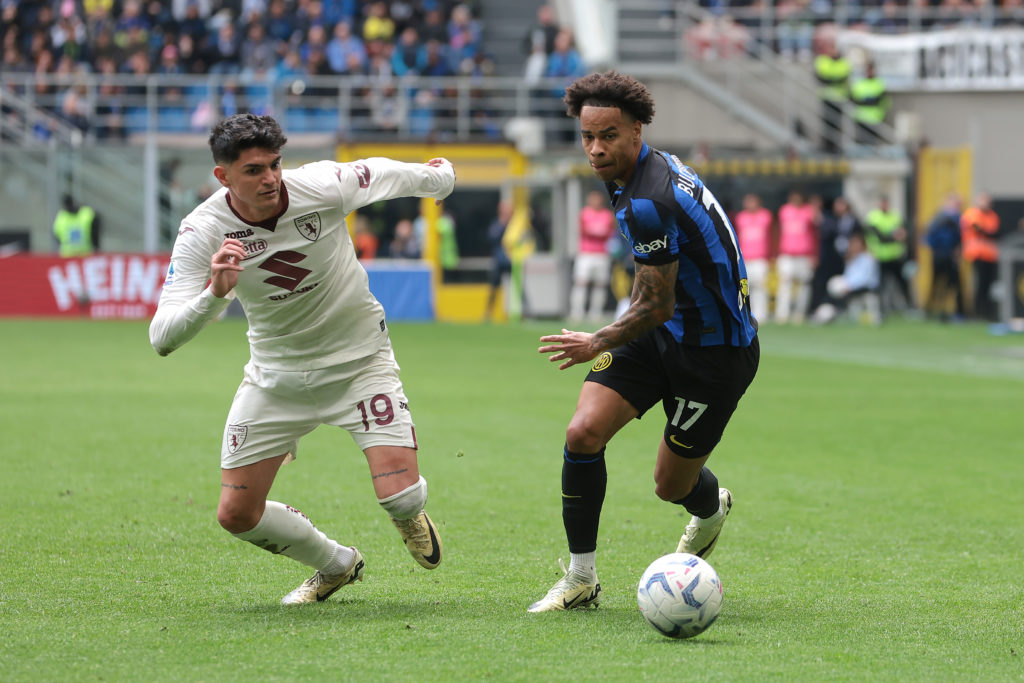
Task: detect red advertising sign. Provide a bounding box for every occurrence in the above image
[0,254,170,319]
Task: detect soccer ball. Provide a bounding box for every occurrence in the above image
[637,553,723,639]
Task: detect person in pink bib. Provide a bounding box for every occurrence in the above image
[733,193,774,324]
[775,190,819,324]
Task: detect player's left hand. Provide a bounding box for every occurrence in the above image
[426,158,455,204]
[539,329,598,371]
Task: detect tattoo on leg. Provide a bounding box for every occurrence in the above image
[221,483,249,490]
[372,468,409,480]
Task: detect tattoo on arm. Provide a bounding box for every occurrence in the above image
[372,468,409,480]
[590,260,677,354]
[221,483,248,490]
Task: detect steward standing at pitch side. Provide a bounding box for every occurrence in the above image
[530,71,759,612]
[150,114,453,605]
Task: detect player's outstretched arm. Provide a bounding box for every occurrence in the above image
[539,260,677,370]
[338,157,456,214]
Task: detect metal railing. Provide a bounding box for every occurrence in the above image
[0,73,582,146]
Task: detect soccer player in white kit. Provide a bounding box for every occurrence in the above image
[149,114,455,605]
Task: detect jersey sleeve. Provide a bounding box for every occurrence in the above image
[625,197,679,266]
[148,222,233,356]
[334,158,456,214]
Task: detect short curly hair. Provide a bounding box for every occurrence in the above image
[208,113,288,165]
[563,71,655,124]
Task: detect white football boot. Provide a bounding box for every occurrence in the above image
[391,511,443,569]
[676,488,732,559]
[527,559,601,613]
[280,548,365,605]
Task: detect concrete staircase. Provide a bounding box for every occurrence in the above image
[477,0,550,76]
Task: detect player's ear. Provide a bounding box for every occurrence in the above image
[213,165,230,188]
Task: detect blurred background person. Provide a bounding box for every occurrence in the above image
[811,196,861,318]
[53,194,100,257]
[569,189,616,323]
[864,196,911,316]
[734,192,774,324]
[484,199,513,322]
[924,193,965,322]
[960,192,1000,321]
[775,189,819,324]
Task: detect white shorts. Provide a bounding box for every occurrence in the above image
[573,252,612,285]
[221,340,416,469]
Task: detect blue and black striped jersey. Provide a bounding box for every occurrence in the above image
[607,143,757,347]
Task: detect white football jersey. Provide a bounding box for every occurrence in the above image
[150,157,455,370]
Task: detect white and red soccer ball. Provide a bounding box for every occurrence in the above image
[637,553,723,639]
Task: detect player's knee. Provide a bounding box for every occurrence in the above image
[378,475,427,520]
[565,417,607,453]
[217,500,262,534]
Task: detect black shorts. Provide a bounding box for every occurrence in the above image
[585,328,759,458]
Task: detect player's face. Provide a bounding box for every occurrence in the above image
[216,147,283,222]
[579,105,643,186]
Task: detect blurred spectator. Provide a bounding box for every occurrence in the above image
[448,3,482,73]
[209,21,241,74]
[300,24,330,64]
[485,199,514,321]
[388,218,422,259]
[241,22,277,77]
[569,190,617,322]
[436,200,460,271]
[819,231,881,325]
[370,82,407,132]
[354,215,379,260]
[814,40,850,154]
[864,196,911,315]
[523,3,559,57]
[923,193,965,321]
[419,8,448,45]
[53,194,100,257]
[851,61,891,146]
[363,1,396,43]
[811,196,861,316]
[775,190,819,323]
[264,0,297,45]
[326,20,366,74]
[734,192,774,323]
[960,192,1000,321]
[544,29,585,96]
[421,39,453,78]
[177,2,208,41]
[776,0,814,61]
[391,26,425,76]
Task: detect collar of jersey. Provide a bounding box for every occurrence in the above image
[225,181,290,231]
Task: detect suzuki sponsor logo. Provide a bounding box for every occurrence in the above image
[634,237,668,254]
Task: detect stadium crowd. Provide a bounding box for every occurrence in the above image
[0,0,587,140]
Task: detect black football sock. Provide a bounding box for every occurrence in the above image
[672,466,720,519]
[561,445,607,555]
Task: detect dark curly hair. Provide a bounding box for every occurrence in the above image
[208,113,288,165]
[563,71,655,124]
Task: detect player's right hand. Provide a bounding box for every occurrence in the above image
[210,238,246,298]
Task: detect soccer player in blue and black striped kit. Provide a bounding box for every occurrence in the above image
[530,71,759,612]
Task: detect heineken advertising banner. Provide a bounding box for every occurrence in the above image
[839,28,1024,91]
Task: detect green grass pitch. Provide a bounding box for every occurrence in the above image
[1,317,1022,681]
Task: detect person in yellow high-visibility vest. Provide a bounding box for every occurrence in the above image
[501,197,535,322]
[814,41,850,153]
[850,61,891,146]
[53,195,99,257]
[864,196,911,314]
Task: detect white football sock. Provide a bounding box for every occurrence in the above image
[378,476,427,520]
[569,552,597,578]
[232,500,341,571]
